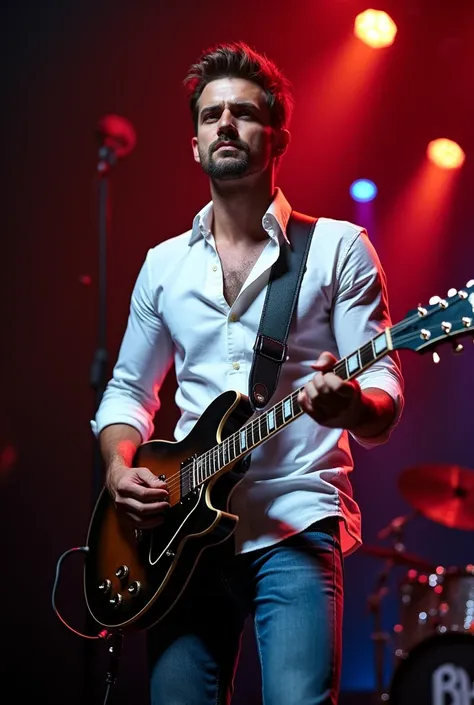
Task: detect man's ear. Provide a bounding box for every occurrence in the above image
[272,129,291,157]
[192,136,200,163]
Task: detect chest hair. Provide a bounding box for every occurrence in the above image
[217,241,268,307]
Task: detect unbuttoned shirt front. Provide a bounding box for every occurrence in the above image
[93,188,404,556]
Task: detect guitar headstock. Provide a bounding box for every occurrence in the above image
[391,280,474,360]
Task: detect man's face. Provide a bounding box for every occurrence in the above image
[192,77,276,181]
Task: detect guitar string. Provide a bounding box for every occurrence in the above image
[158,307,472,495]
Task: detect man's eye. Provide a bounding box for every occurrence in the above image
[203,114,218,122]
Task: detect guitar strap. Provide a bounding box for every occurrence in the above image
[248,210,318,410]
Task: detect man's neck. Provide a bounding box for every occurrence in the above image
[210,175,275,246]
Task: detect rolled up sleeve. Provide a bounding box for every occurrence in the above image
[332,229,404,449]
[91,249,174,442]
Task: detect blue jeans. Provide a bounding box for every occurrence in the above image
[148,517,343,705]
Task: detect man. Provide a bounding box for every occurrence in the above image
[93,42,404,705]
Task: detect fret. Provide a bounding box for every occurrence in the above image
[290,392,300,417]
[360,341,375,369]
[196,457,202,484]
[211,448,217,475]
[257,415,266,441]
[276,401,285,428]
[218,443,224,469]
[228,435,236,462]
[334,358,348,380]
[260,412,268,440]
[201,454,208,481]
[246,423,254,449]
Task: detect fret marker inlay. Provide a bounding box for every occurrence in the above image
[347,352,360,374]
[373,333,388,355]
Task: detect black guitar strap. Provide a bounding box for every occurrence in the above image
[248,210,318,410]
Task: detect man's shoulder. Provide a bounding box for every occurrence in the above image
[148,229,193,256]
[314,216,365,241]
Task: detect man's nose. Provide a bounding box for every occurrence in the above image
[217,109,238,138]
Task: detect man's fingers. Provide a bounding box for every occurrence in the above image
[115,496,169,516]
[310,351,337,372]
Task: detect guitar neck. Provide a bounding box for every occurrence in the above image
[191,327,394,486]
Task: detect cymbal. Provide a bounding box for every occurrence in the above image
[360,544,436,572]
[399,463,474,531]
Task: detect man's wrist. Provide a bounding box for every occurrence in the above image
[348,388,396,439]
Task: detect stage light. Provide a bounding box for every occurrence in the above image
[427,138,465,170]
[354,9,397,49]
[350,179,378,202]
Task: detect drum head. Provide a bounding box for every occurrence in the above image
[390,632,474,704]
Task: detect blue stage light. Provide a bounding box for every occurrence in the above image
[350,179,378,203]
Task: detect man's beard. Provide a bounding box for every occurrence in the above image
[199,139,251,180]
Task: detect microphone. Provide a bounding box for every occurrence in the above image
[377,513,413,540]
[96,114,137,173]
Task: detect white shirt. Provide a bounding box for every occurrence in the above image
[92,188,404,556]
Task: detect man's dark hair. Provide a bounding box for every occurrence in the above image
[184,42,294,133]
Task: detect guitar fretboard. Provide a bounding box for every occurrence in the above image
[185,328,393,489]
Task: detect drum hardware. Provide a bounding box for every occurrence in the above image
[367,559,393,702]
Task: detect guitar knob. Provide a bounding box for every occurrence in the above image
[115,565,129,580]
[127,581,141,596]
[98,579,111,595]
[109,593,123,609]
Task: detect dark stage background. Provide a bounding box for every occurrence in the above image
[2,1,473,703]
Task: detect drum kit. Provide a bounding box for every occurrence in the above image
[361,462,474,704]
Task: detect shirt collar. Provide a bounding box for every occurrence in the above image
[188,187,292,246]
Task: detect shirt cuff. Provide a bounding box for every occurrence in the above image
[91,398,155,443]
[350,374,404,449]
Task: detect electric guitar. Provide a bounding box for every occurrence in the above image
[84,281,474,631]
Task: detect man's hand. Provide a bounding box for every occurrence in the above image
[106,464,169,529]
[297,351,364,429]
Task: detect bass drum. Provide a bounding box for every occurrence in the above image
[389,632,474,705]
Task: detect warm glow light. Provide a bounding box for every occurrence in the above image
[427,138,466,169]
[354,9,397,48]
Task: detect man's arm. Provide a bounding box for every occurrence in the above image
[299,228,403,443]
[94,250,174,526]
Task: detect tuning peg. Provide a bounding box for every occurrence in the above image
[452,341,464,354]
[432,351,441,364]
[466,279,474,288]
[447,287,457,297]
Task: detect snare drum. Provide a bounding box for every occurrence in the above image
[389,632,474,704]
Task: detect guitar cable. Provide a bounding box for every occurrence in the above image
[51,545,111,641]
[52,546,122,705]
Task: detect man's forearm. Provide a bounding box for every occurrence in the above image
[350,388,396,439]
[99,423,143,474]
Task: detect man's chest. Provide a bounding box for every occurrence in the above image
[218,241,269,306]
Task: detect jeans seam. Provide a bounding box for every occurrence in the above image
[253,618,266,705]
[330,534,339,703]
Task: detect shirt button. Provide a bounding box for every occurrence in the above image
[212,264,218,272]
[232,362,240,370]
[229,313,238,322]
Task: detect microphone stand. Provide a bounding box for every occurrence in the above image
[83,144,118,705]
